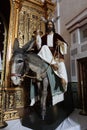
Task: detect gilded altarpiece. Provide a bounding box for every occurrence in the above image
[0,0,55,121]
[18,2,45,46]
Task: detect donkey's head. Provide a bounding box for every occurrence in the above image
[11,38,35,86]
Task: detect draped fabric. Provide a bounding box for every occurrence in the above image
[38,45,68,88]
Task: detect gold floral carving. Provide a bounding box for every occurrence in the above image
[18,4,45,46]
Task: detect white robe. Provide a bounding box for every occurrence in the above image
[36,34,68,91]
[38,45,68,91]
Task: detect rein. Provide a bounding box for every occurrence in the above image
[22,57,53,80]
[11,73,21,77]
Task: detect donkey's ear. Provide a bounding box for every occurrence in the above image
[13,38,19,52]
[22,37,35,52]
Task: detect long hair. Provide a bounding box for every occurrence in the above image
[45,20,55,33]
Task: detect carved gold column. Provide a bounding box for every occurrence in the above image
[0,87,8,128]
[5,0,21,87]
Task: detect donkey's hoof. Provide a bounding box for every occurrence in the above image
[42,116,45,120]
[41,110,46,120]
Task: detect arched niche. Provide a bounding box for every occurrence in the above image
[0,0,10,86]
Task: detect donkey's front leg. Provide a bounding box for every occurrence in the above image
[41,77,48,120]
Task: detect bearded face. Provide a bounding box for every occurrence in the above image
[47,21,54,33]
[47,26,54,32]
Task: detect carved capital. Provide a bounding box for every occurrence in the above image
[12,0,21,10]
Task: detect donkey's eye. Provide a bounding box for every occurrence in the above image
[17,60,23,63]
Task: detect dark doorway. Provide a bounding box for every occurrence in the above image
[0,0,10,84]
[0,0,10,26]
[77,57,87,113]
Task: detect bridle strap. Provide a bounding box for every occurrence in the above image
[11,73,21,77]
